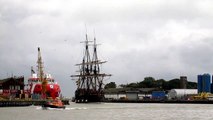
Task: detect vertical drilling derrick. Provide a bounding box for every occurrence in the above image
[71,33,111,103]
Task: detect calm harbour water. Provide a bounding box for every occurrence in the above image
[1,102,213,120]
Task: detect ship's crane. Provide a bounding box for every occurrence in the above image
[37,47,47,99]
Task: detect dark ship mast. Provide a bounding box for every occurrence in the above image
[71,33,111,103]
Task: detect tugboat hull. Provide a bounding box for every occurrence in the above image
[42,104,65,109]
[42,100,65,109]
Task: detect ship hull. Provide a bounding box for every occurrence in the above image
[30,83,61,99]
[42,104,65,109]
[75,89,104,103]
[42,100,65,109]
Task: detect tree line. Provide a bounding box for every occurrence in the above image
[104,77,197,91]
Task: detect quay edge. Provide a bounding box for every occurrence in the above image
[103,99,213,104]
[0,99,69,107]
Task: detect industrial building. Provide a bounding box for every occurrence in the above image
[126,91,139,100]
[104,88,161,101]
[0,76,24,99]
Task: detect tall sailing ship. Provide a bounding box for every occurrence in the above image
[71,33,111,103]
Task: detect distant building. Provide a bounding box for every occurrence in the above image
[0,76,24,98]
[104,88,159,100]
[126,91,139,100]
[180,76,187,89]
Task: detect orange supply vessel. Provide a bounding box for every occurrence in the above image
[28,73,61,99]
[26,47,61,100]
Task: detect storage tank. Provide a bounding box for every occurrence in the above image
[202,73,211,93]
[211,75,213,93]
[203,74,211,92]
[197,74,211,93]
[168,89,197,100]
[197,75,202,93]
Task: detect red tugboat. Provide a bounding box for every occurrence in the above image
[28,47,65,109]
[42,98,65,109]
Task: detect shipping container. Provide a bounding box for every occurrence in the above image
[152,91,166,100]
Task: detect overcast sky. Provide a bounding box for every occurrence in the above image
[1,0,213,97]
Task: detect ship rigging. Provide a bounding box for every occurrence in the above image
[71,33,111,103]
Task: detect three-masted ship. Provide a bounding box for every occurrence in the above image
[71,33,111,103]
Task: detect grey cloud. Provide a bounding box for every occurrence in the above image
[1,0,213,97]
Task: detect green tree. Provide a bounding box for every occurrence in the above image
[126,83,139,88]
[143,77,156,88]
[156,79,166,89]
[116,76,198,90]
[168,79,180,89]
[187,81,197,89]
[104,82,117,89]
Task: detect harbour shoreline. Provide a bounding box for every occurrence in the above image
[0,99,69,107]
[103,99,213,104]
